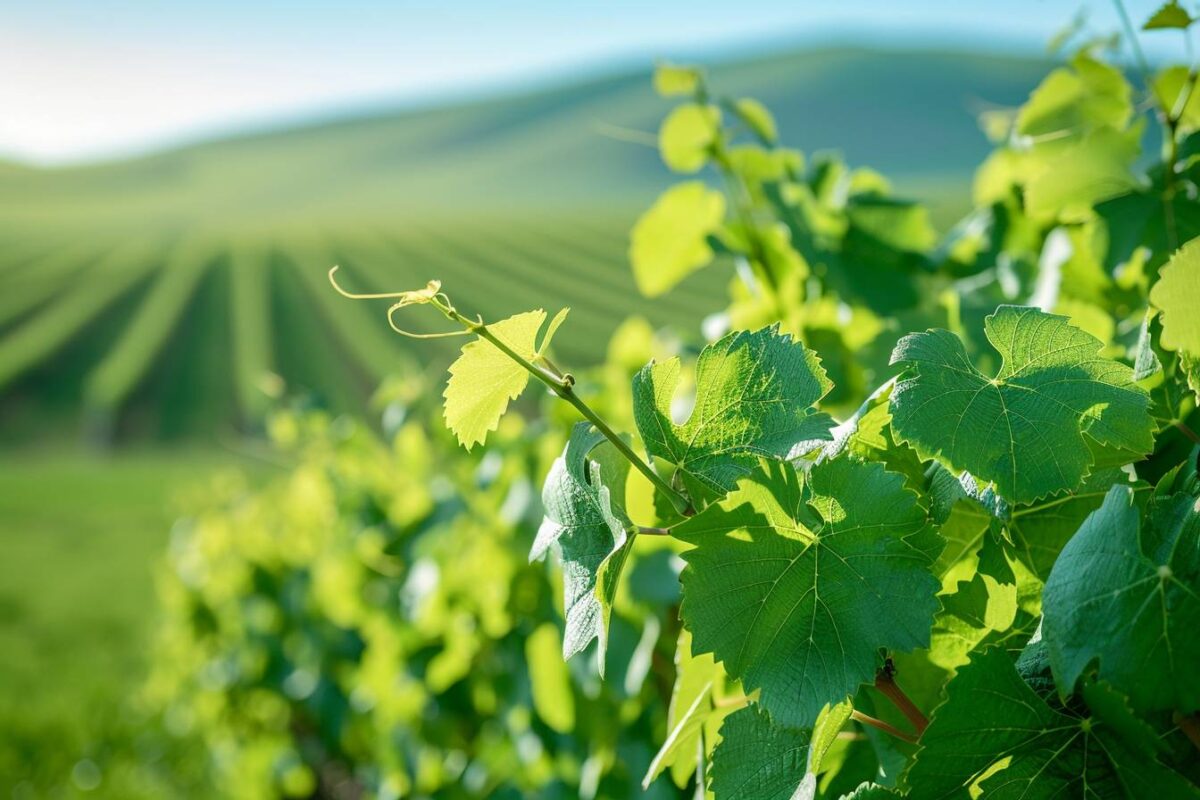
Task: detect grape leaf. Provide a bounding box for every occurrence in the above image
[1042,482,1200,712]
[633,326,835,504]
[907,646,1199,799]
[629,181,726,297]
[1023,126,1141,220]
[1131,310,1163,382]
[654,62,702,97]
[732,97,777,143]
[674,457,941,728]
[643,630,735,789]
[659,103,721,173]
[707,699,852,799]
[443,308,565,449]
[1016,53,1132,137]
[708,704,815,800]
[1144,1,1194,29]
[889,305,1154,504]
[927,566,1017,672]
[531,423,633,672]
[525,623,575,733]
[1150,237,1200,359]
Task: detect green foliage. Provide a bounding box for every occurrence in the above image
[629,181,726,297]
[1043,478,1200,712]
[643,630,737,789]
[675,458,939,728]
[1151,238,1200,391]
[659,104,722,173]
[152,406,678,799]
[633,326,834,503]
[907,646,1197,798]
[708,705,815,800]
[532,423,633,670]
[443,308,567,449]
[890,306,1154,504]
[654,62,703,97]
[157,14,1200,798]
[1144,1,1195,30]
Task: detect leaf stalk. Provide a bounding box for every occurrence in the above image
[849,710,918,744]
[876,661,929,735]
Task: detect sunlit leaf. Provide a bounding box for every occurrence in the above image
[889,305,1154,504]
[629,181,726,297]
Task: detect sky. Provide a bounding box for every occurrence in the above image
[2,0,1191,164]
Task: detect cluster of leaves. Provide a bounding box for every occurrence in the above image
[148,392,696,800]
[416,9,1200,798]
[153,4,1200,798]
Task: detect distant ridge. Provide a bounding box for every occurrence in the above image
[0,45,1053,443]
[0,46,1052,231]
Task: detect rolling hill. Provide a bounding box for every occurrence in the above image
[0,45,1053,443]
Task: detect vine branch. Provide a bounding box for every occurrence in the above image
[1176,712,1200,754]
[875,659,929,735]
[850,710,918,744]
[1174,420,1200,445]
[329,267,693,516]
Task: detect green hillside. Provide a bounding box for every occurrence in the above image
[0,46,1052,443]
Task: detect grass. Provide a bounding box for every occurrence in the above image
[0,448,269,799]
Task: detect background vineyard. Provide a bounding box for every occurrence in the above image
[0,48,1051,444]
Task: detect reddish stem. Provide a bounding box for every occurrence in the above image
[875,661,929,736]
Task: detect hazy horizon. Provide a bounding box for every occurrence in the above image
[4,0,1188,166]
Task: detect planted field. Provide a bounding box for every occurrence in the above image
[0,217,728,441]
[0,47,1049,442]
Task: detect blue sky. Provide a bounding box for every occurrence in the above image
[2,1,1190,163]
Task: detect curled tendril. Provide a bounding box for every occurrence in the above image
[328,266,469,339]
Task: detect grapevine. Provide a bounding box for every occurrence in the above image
[156,3,1200,797]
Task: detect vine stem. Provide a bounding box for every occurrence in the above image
[1174,420,1200,445]
[1112,0,1199,251]
[444,305,694,517]
[712,694,751,710]
[875,662,929,735]
[1111,0,1152,85]
[850,710,918,744]
[326,268,693,516]
[1176,712,1200,754]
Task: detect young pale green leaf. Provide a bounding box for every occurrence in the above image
[1150,237,1200,359]
[1023,126,1141,220]
[1131,310,1163,382]
[629,181,726,298]
[907,647,1199,799]
[443,309,565,449]
[659,103,721,173]
[732,97,777,143]
[1144,1,1194,29]
[1016,53,1132,137]
[1042,483,1200,712]
[633,326,835,504]
[675,457,941,728]
[524,623,575,734]
[654,62,703,97]
[708,704,814,800]
[889,305,1154,504]
[643,630,736,789]
[532,423,633,673]
[927,568,1017,672]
